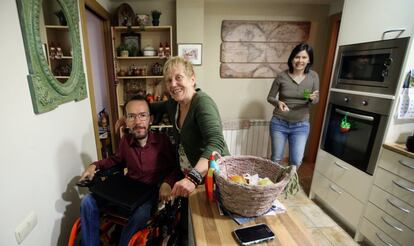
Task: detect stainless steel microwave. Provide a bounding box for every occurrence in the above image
[332,38,409,95]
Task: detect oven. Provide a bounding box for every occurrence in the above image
[332,37,409,95]
[321,91,393,175]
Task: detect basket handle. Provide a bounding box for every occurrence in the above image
[211,151,223,162]
[210,151,229,178]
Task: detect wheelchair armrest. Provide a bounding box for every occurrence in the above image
[95,165,125,178]
[76,165,124,188]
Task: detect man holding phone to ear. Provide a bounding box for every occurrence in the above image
[78,95,180,246]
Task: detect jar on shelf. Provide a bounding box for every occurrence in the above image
[118,68,126,77]
[151,62,162,76]
[143,45,156,56]
[129,64,138,76]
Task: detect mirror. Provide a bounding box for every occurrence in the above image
[42,0,73,84]
[16,0,87,114]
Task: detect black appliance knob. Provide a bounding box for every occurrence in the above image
[384,58,393,66]
[344,97,349,102]
[362,100,368,106]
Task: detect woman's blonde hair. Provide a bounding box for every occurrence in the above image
[163,56,195,81]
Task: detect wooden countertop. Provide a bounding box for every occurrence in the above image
[383,143,414,159]
[189,187,315,245]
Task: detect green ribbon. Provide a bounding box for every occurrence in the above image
[340,113,351,129]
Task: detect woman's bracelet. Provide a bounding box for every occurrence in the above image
[185,174,199,187]
[188,168,203,185]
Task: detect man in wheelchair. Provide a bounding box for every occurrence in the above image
[78,95,181,246]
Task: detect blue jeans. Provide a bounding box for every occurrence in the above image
[269,116,310,167]
[80,193,156,246]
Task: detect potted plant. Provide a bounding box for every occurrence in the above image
[128,43,137,57]
[117,43,129,57]
[151,10,161,26]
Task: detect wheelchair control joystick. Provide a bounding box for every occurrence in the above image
[76,179,94,187]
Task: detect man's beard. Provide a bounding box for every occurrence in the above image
[131,126,149,140]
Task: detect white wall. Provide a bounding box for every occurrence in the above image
[96,0,111,12]
[0,1,97,245]
[206,2,330,120]
[176,0,331,120]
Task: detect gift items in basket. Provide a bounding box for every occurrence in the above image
[213,155,297,217]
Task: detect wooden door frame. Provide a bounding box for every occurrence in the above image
[305,13,341,163]
[79,0,117,159]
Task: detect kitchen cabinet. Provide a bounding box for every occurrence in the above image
[111,26,172,120]
[310,149,373,231]
[338,0,414,45]
[358,146,414,245]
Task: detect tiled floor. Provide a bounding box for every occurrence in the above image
[280,187,359,245]
[277,160,366,245]
[297,160,316,195]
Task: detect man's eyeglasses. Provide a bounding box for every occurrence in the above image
[126,112,150,121]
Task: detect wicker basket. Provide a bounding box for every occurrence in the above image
[214,155,292,217]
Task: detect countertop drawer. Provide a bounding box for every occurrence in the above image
[312,171,364,229]
[364,202,414,246]
[379,148,414,183]
[359,218,401,246]
[375,168,414,207]
[315,149,372,202]
[369,186,414,230]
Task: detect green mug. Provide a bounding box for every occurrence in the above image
[303,89,311,99]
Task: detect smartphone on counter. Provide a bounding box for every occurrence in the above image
[233,223,275,245]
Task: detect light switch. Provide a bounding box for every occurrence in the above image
[15,211,37,244]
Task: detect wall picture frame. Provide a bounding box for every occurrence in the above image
[121,32,141,56]
[178,43,202,65]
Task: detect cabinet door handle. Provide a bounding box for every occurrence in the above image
[376,232,394,246]
[329,184,342,194]
[382,28,406,40]
[387,198,410,213]
[334,161,349,170]
[398,159,414,169]
[392,180,414,193]
[381,216,403,232]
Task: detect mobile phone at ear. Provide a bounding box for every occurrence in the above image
[233,223,275,245]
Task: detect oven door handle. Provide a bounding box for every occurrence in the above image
[335,108,374,121]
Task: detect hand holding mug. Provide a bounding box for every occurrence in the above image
[309,90,319,101]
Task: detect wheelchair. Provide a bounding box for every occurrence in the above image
[68,166,182,246]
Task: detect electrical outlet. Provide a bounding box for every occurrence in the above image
[15,211,37,244]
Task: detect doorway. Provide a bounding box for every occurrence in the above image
[79,0,116,160]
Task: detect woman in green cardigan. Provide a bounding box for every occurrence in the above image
[158,56,230,198]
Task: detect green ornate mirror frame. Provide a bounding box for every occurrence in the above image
[16,0,87,114]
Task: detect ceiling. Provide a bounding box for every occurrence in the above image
[109,0,339,4]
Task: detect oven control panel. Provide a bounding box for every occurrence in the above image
[330,91,392,115]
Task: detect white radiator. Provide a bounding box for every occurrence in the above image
[222,119,271,158]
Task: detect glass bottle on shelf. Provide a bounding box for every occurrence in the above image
[164,42,170,57]
[56,45,63,59]
[49,42,56,60]
[158,42,164,58]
